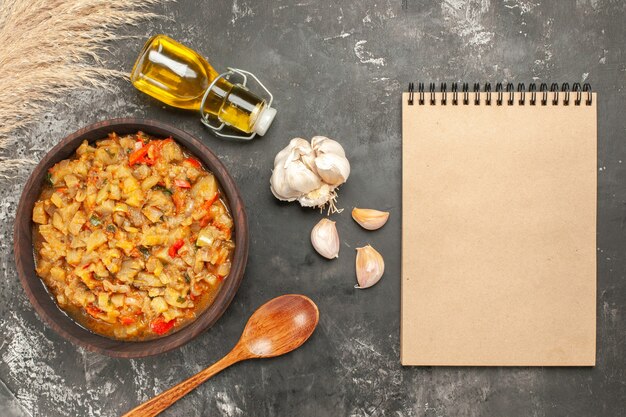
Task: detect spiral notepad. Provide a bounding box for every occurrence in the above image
[401,82,597,366]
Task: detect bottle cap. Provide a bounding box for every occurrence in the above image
[253,106,277,136]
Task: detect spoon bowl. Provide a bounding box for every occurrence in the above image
[241,294,319,357]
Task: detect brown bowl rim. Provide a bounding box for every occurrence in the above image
[13,118,249,358]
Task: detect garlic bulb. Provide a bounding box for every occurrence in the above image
[355,245,384,289]
[311,218,340,259]
[270,136,350,213]
[352,208,390,230]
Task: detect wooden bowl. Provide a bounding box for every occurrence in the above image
[14,119,249,358]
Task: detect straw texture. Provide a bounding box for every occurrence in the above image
[0,0,165,177]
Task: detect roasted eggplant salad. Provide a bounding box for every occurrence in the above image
[32,132,235,340]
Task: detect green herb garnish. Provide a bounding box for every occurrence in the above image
[177,296,186,303]
[184,272,191,283]
[139,246,151,257]
[106,224,116,233]
[45,172,54,186]
[153,185,173,195]
[89,215,101,227]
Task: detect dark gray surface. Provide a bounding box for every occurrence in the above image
[1,0,625,416]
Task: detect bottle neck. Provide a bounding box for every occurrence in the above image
[202,78,265,134]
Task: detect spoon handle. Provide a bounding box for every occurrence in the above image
[121,348,247,417]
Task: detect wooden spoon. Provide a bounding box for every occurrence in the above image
[122,294,319,417]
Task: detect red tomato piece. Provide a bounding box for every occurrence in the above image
[199,193,220,227]
[174,179,191,188]
[128,145,150,166]
[86,305,102,318]
[168,239,185,257]
[120,316,135,325]
[172,191,185,214]
[204,193,219,208]
[150,317,175,335]
[129,140,169,166]
[183,157,202,168]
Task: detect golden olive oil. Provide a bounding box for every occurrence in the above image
[131,35,276,135]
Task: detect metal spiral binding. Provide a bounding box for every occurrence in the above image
[429,83,436,105]
[528,83,536,105]
[506,83,514,105]
[462,83,469,105]
[441,82,447,105]
[452,83,458,105]
[540,83,548,105]
[407,82,593,106]
[562,83,570,105]
[573,83,582,105]
[550,83,559,105]
[583,83,592,105]
[474,83,481,105]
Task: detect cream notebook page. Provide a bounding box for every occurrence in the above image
[401,90,597,366]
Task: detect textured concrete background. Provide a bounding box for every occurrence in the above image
[1,0,625,416]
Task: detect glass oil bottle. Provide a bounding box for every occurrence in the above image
[130,35,276,139]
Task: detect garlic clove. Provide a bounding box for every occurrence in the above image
[284,144,317,174]
[270,166,299,201]
[351,208,390,230]
[301,152,318,174]
[355,245,384,289]
[314,153,350,186]
[285,160,322,194]
[285,138,316,170]
[290,137,314,154]
[311,136,346,158]
[311,218,340,259]
[273,138,304,167]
